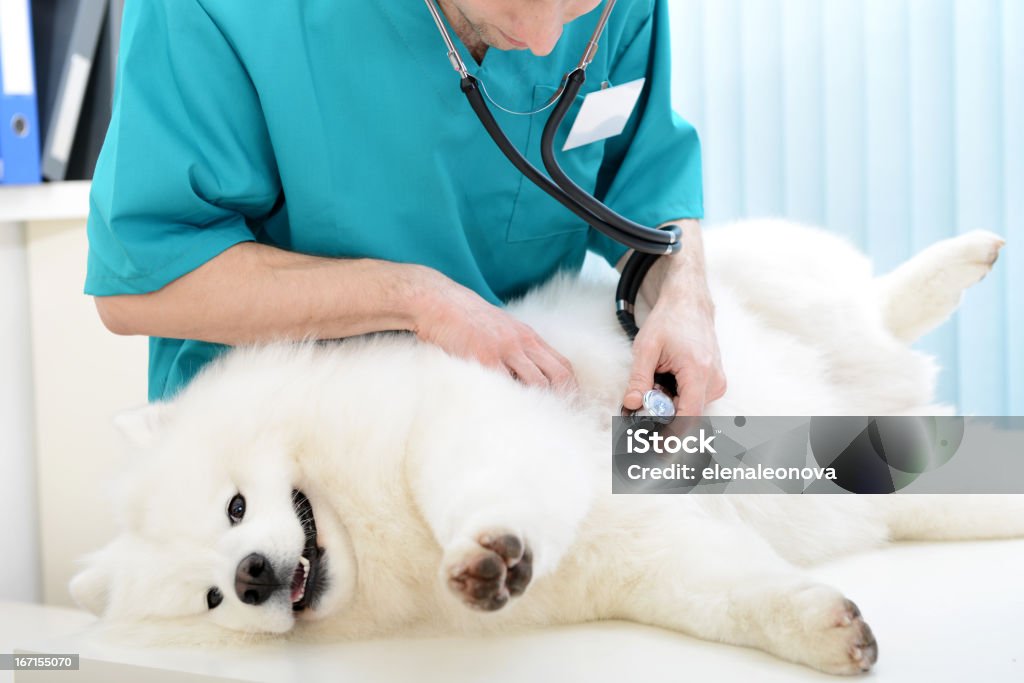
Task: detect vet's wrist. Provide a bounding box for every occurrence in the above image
[657,223,710,296]
[393,262,445,338]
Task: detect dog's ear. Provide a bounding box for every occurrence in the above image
[112,403,169,450]
[69,550,114,616]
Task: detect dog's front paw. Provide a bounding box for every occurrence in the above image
[444,530,533,611]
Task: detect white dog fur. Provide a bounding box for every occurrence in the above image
[71,221,1022,675]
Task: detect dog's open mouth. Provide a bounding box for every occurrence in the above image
[290,489,327,611]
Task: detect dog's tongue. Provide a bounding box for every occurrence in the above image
[290,556,309,604]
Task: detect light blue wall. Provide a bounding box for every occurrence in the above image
[667,0,1022,415]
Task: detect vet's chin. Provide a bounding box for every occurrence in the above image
[290,484,357,621]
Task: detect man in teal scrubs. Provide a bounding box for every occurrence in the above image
[87,0,726,415]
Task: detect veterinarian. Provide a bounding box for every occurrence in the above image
[85,0,726,416]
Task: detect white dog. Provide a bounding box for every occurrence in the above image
[71,221,1022,675]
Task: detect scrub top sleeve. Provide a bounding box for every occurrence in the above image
[587,0,704,268]
[85,0,281,296]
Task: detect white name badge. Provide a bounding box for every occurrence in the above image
[563,78,646,152]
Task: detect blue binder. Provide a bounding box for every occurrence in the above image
[0,0,42,185]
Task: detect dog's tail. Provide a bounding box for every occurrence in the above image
[874,231,1004,343]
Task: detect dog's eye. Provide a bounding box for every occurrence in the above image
[227,494,246,525]
[207,587,223,610]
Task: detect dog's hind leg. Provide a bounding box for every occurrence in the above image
[883,494,1024,541]
[875,231,1004,343]
[608,513,879,675]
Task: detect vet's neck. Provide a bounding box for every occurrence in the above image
[435,0,489,64]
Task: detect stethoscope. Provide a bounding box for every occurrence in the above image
[425,0,679,422]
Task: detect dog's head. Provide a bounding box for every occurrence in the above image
[70,396,358,639]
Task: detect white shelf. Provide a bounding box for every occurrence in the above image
[0,181,91,223]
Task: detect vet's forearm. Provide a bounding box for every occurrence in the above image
[93,242,434,344]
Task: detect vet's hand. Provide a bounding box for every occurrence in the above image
[414,272,578,393]
[623,295,726,416]
[620,220,727,416]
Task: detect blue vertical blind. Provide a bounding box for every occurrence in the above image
[668,0,1022,415]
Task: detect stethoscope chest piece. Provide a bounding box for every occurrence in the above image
[622,388,675,426]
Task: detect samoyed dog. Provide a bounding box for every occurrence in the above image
[72,221,1022,675]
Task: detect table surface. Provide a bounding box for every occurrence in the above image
[0,181,91,224]
[2,539,1023,683]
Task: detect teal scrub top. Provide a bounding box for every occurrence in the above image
[85,0,703,401]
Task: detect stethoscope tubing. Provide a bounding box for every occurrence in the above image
[615,250,679,395]
[460,75,679,255]
[461,73,681,395]
[433,0,684,400]
[540,69,681,251]
[460,74,682,397]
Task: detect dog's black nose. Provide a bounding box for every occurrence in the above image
[235,553,278,606]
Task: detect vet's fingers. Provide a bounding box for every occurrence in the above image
[624,339,659,410]
[525,344,578,393]
[674,374,707,417]
[504,354,548,389]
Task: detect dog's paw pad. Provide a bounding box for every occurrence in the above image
[445,531,533,611]
[823,599,878,674]
[481,532,533,597]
